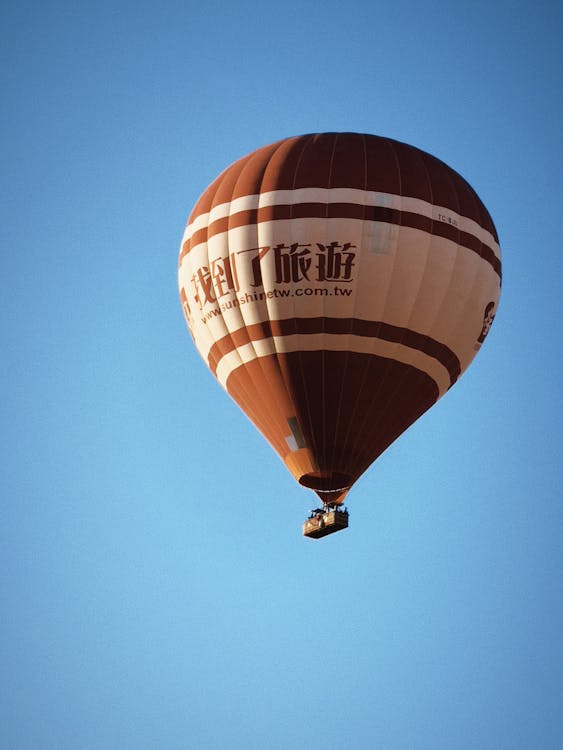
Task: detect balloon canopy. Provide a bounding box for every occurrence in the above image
[178,133,501,506]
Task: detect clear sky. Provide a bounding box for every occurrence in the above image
[1,2,561,749]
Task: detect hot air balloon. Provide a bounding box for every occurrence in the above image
[178,133,501,538]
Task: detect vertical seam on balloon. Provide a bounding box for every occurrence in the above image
[290,134,322,472]
[439,174,495,382]
[346,145,428,476]
[186,215,232,384]
[372,148,452,452]
[371,150,442,450]
[427,161,465,389]
[335,147,387,475]
[262,134,320,470]
[215,163,272,430]
[424,163,478,394]
[341,137,404,478]
[326,133,367,486]
[221,153,284,445]
[256,137,304,448]
[319,133,339,473]
[183,192,273,437]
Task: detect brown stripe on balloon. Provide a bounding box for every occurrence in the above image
[186,134,499,242]
[182,202,501,278]
[207,316,461,387]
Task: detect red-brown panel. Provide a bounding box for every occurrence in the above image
[222,348,439,492]
[187,134,499,246]
[280,350,439,489]
[259,136,310,193]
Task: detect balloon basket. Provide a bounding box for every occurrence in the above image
[302,506,349,539]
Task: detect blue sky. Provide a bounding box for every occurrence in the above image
[1,2,561,748]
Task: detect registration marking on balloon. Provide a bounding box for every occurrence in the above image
[178,133,501,499]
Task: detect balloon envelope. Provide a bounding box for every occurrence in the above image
[178,133,501,502]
